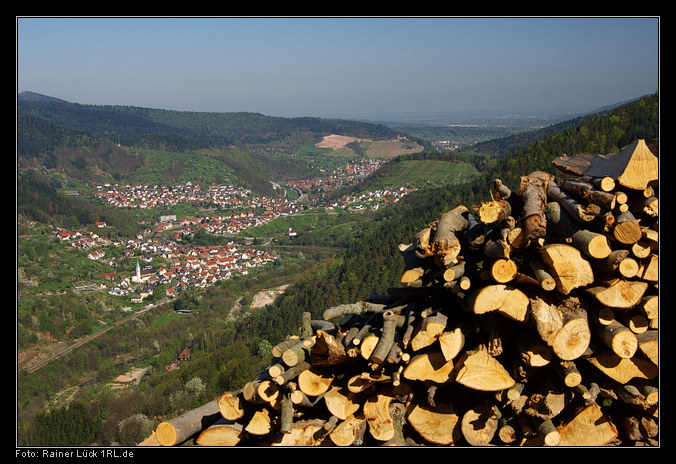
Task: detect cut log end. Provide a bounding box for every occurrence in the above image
[155,422,178,447]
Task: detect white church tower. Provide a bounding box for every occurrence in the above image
[132,261,141,283]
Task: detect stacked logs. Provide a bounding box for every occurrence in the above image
[142,139,658,447]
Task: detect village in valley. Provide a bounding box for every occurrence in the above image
[51,159,416,310]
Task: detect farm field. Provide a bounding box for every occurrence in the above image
[367,159,480,190]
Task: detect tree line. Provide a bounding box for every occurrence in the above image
[18,98,402,150]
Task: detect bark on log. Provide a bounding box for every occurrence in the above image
[560,179,618,211]
[517,171,553,240]
[282,337,316,367]
[554,360,582,388]
[370,310,399,365]
[634,330,658,366]
[274,361,310,386]
[414,227,434,258]
[323,301,390,320]
[528,253,557,291]
[538,419,561,446]
[547,181,600,222]
[594,320,638,359]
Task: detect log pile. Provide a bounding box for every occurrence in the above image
[142,139,658,447]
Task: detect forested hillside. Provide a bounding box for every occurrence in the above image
[18,94,402,149]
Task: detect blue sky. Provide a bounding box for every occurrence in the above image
[17,17,659,120]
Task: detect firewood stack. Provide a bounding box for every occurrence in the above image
[142,139,658,447]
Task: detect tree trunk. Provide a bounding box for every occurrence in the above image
[431,205,468,266]
[281,337,316,367]
[528,253,557,291]
[635,330,658,366]
[560,179,618,211]
[369,310,399,365]
[547,181,600,222]
[517,171,553,240]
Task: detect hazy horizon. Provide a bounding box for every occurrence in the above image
[17,17,659,121]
